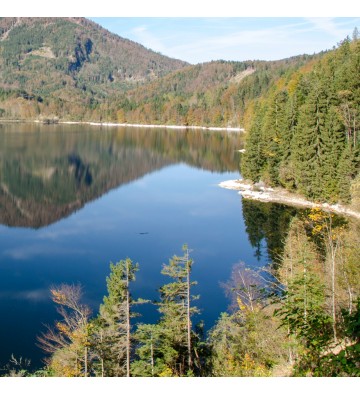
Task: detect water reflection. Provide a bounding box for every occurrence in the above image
[0,123,243,228]
[242,199,299,265]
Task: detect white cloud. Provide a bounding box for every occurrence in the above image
[0,288,49,302]
[3,245,88,260]
[306,17,350,38]
[156,18,358,63]
[37,228,82,240]
[131,25,166,53]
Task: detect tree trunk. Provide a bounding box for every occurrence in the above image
[186,248,192,370]
[84,346,88,377]
[150,334,154,377]
[126,260,131,377]
[303,263,307,322]
[326,219,338,344]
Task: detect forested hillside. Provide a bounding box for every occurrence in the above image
[0,17,188,120]
[241,34,360,206]
[108,55,316,127]
[0,17,322,123]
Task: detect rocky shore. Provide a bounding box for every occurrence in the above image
[219,179,360,220]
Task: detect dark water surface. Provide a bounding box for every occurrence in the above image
[0,123,288,370]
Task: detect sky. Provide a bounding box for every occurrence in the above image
[89,17,360,64]
[3,1,360,64]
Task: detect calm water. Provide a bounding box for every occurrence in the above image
[0,123,291,370]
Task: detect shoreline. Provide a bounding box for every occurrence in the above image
[0,119,245,132]
[219,179,360,220]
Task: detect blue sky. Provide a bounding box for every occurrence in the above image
[3,1,360,64]
[89,17,360,64]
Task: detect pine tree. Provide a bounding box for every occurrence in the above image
[278,93,298,190]
[337,143,359,203]
[155,244,199,376]
[275,217,333,375]
[93,258,138,377]
[319,106,346,202]
[261,90,291,185]
[241,37,359,203]
[291,78,329,199]
[131,323,168,377]
[241,102,266,181]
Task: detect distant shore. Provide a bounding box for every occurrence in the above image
[0,119,245,132]
[219,179,360,220]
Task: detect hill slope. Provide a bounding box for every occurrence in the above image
[110,55,317,127]
[0,17,188,119]
[0,17,323,124]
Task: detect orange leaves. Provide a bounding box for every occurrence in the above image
[275,77,286,91]
[241,354,268,376]
[286,71,302,96]
[307,208,331,236]
[237,297,246,311]
[56,322,70,336]
[51,289,67,305]
[51,357,79,377]
[55,321,90,348]
[312,224,325,235]
[306,208,347,243]
[308,207,328,223]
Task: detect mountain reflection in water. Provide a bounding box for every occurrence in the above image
[0,123,297,370]
[0,123,241,228]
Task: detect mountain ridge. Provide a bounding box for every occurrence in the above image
[0,17,188,106]
[0,17,336,128]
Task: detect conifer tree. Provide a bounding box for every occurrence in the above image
[241,103,266,181]
[241,36,359,204]
[319,106,346,201]
[131,323,168,377]
[278,93,298,189]
[93,258,138,377]
[261,90,291,185]
[275,217,333,374]
[155,244,199,376]
[337,143,359,203]
[291,79,328,199]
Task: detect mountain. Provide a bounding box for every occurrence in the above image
[0,17,188,119]
[0,17,322,125]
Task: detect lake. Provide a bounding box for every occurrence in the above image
[0,123,296,370]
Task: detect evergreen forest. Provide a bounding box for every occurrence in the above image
[241,34,360,205]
